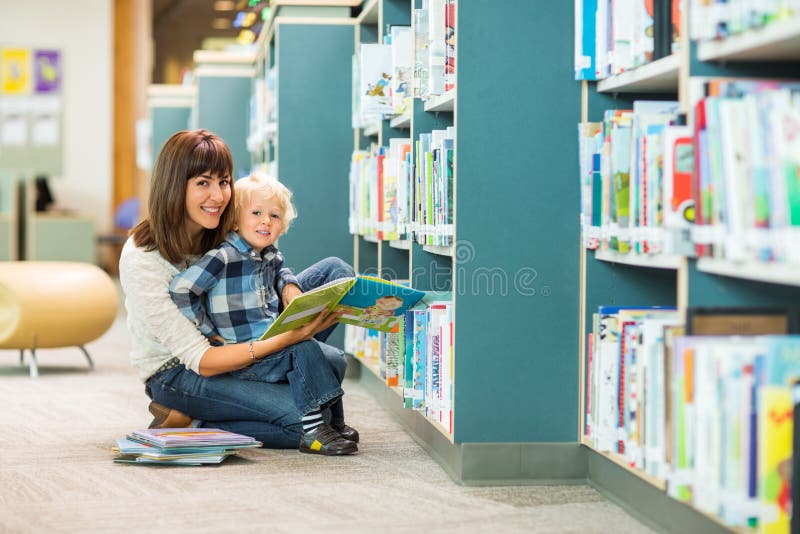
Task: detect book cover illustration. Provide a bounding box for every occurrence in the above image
[336,277,425,332]
[261,276,426,339]
[360,43,393,115]
[128,428,260,449]
[390,26,412,115]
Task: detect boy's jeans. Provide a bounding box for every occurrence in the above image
[147,257,355,448]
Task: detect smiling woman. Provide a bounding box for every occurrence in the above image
[118,129,359,454]
[183,173,231,238]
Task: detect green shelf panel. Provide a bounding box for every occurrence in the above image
[410,243,451,292]
[412,97,452,134]
[687,260,800,307]
[452,1,581,443]
[276,23,356,274]
[587,89,678,120]
[381,241,408,280]
[689,40,800,78]
[196,75,252,180]
[357,237,379,275]
[383,0,411,28]
[380,121,408,141]
[151,107,192,162]
[360,23,379,44]
[584,255,678,327]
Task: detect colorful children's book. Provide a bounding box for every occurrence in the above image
[127,428,261,449]
[260,276,426,340]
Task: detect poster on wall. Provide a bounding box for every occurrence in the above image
[34,50,61,94]
[1,48,32,95]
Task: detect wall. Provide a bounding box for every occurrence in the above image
[0,0,113,233]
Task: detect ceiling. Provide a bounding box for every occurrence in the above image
[152,0,241,84]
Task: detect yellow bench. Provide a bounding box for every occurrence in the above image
[0,261,118,377]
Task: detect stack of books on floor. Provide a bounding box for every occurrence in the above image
[113,427,262,466]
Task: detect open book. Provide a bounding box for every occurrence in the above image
[260,275,425,340]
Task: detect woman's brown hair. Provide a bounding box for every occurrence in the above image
[131,129,235,264]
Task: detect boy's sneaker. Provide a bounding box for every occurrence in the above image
[331,422,360,443]
[299,423,358,455]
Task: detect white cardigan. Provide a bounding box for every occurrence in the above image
[119,237,210,382]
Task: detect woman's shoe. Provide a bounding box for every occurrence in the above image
[331,422,359,443]
[148,401,193,429]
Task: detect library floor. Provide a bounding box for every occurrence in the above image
[0,288,655,533]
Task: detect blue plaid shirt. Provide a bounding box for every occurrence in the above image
[169,231,299,343]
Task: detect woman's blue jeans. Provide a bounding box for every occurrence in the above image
[147,257,355,448]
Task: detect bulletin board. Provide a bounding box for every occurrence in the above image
[0,47,63,176]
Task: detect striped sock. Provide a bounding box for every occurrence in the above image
[302,409,323,433]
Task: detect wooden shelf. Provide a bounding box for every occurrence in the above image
[362,234,380,243]
[594,250,684,270]
[423,244,453,257]
[389,239,411,250]
[596,54,680,94]
[389,111,411,128]
[423,90,455,112]
[696,258,800,287]
[581,440,667,491]
[697,16,800,61]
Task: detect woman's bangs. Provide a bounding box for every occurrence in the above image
[187,138,232,179]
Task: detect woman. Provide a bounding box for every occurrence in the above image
[119,129,357,455]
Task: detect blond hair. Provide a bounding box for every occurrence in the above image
[234,173,297,234]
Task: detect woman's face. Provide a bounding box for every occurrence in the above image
[184,171,231,238]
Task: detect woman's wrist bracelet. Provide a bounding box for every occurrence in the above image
[248,341,256,360]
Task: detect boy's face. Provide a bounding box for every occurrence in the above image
[237,193,283,251]
[377,296,403,310]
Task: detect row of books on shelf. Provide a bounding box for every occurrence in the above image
[112,427,261,466]
[690,0,800,42]
[585,305,800,531]
[578,79,800,266]
[574,0,680,81]
[348,127,453,245]
[352,0,455,129]
[345,294,453,433]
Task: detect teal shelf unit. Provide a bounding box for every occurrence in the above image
[250,3,360,346]
[578,5,800,533]
[193,50,254,181]
[274,22,356,272]
[455,0,580,445]
[352,0,412,282]
[347,0,584,483]
[146,84,195,166]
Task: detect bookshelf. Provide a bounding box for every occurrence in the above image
[146,84,195,165]
[578,3,800,533]
[248,2,357,346]
[194,50,255,180]
[340,0,585,483]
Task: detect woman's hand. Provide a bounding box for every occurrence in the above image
[290,308,342,342]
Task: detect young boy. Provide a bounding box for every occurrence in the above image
[168,173,358,455]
